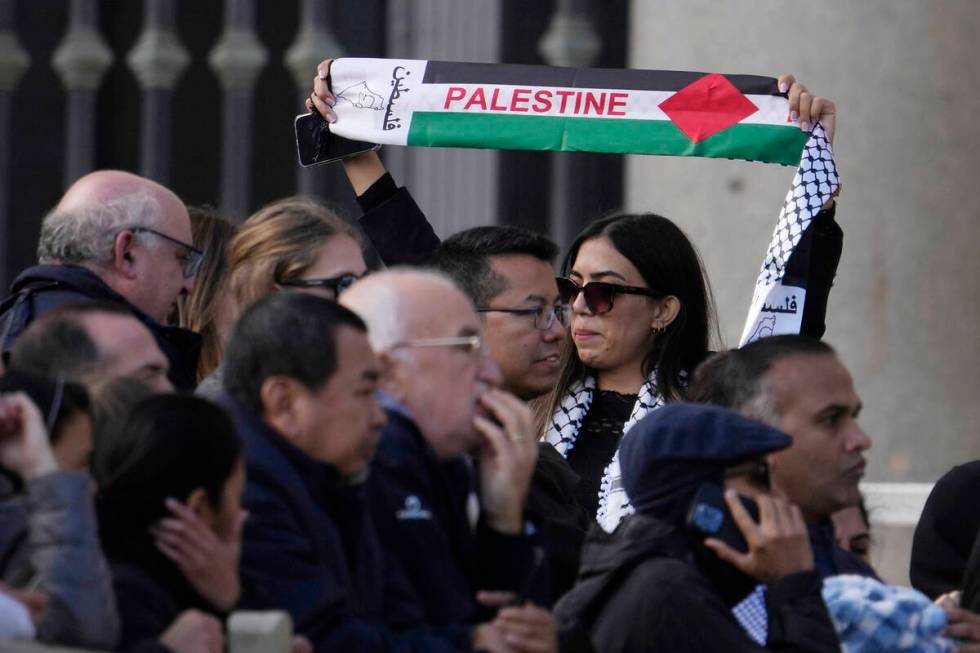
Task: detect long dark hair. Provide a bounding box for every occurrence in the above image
[95,394,242,556]
[538,213,716,431]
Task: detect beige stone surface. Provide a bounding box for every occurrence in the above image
[627,0,980,485]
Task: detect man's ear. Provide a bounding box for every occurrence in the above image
[376,350,407,401]
[112,230,139,279]
[184,488,215,526]
[260,376,303,445]
[651,295,682,331]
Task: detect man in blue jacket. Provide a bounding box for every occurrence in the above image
[0,170,201,389]
[342,269,556,652]
[221,292,511,652]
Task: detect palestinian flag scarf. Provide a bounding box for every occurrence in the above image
[327,58,808,165]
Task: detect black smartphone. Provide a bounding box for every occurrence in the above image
[685,483,760,554]
[294,113,379,167]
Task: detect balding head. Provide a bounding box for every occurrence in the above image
[38,170,195,322]
[341,268,503,458]
[57,170,184,219]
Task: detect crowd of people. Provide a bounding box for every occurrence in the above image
[0,61,975,653]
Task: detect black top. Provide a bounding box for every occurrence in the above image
[566,390,637,517]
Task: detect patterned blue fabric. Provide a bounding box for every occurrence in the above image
[732,585,768,645]
[822,575,956,652]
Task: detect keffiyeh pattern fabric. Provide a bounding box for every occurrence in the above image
[740,122,840,344]
[544,372,671,532]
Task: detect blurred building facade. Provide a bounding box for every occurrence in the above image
[0,0,627,288]
[2,0,977,585]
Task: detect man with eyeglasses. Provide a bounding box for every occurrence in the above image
[342,269,558,652]
[429,227,567,402]
[0,170,202,389]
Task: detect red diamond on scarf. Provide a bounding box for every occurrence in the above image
[658,73,759,143]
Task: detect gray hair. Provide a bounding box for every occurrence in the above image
[37,191,166,265]
[340,267,461,353]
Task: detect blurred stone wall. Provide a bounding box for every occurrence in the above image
[627,1,980,583]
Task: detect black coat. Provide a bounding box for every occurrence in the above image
[223,396,470,652]
[109,559,212,653]
[99,491,220,653]
[0,264,201,390]
[366,405,539,625]
[911,460,980,599]
[554,514,840,653]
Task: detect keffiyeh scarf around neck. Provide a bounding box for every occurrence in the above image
[544,371,670,532]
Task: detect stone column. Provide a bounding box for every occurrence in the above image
[285,0,344,199]
[385,0,502,236]
[208,0,267,220]
[51,0,114,186]
[126,0,190,185]
[0,0,29,291]
[538,0,600,251]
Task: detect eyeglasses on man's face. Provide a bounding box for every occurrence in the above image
[476,304,571,330]
[276,272,363,299]
[390,335,483,357]
[556,276,661,315]
[130,227,204,279]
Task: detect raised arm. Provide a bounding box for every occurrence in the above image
[307,59,441,266]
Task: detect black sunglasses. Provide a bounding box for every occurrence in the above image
[276,272,361,298]
[723,461,771,489]
[556,277,660,315]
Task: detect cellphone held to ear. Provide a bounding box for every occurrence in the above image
[294,113,379,167]
[686,483,760,554]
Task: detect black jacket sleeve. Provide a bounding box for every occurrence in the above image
[357,174,442,267]
[637,570,838,653]
[765,571,841,652]
[782,203,843,340]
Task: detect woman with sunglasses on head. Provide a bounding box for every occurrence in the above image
[196,197,368,397]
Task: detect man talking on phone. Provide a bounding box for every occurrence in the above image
[554,403,838,653]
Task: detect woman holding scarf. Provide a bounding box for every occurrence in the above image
[307,61,841,535]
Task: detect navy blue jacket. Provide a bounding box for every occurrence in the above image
[222,396,469,652]
[367,404,539,626]
[809,519,879,580]
[0,264,201,390]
